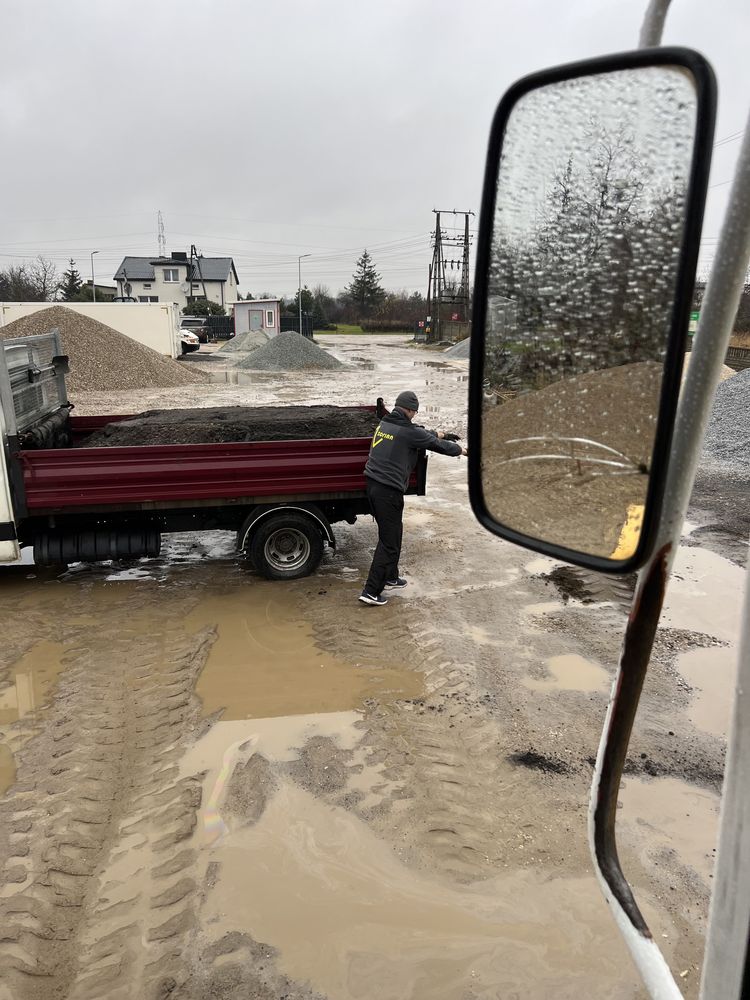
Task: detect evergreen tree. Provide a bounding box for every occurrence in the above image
[60,259,83,301]
[345,250,385,317]
[290,285,314,316]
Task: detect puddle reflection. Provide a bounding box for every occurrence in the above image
[0,640,65,795]
[188,589,422,720]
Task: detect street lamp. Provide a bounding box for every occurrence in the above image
[298,254,311,338]
[90,250,100,302]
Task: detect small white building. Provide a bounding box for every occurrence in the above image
[233,299,281,337]
[113,252,240,312]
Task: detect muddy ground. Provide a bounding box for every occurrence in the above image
[0,335,745,1000]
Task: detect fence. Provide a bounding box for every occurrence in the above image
[725,345,750,371]
[686,339,750,371]
[280,315,314,339]
[205,315,234,340]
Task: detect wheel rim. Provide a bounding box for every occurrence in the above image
[264,528,311,572]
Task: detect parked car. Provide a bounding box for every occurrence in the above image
[180,316,210,343]
[179,330,200,354]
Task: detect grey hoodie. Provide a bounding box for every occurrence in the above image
[364,408,462,493]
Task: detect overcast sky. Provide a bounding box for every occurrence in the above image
[1,0,746,298]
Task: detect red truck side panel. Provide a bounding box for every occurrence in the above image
[19,438,378,509]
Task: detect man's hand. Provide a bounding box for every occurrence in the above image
[461,447,468,457]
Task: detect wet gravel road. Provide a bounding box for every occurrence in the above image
[0,335,744,999]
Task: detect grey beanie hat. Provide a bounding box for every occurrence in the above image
[395,390,419,411]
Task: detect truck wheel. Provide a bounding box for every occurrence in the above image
[248,513,324,580]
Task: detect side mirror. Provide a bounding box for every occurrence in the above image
[469,48,715,573]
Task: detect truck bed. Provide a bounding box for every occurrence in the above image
[16,412,424,514]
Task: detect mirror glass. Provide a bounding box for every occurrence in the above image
[481,65,697,561]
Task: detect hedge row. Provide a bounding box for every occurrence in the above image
[359,319,414,332]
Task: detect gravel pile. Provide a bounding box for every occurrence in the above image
[482,361,662,556]
[79,404,378,447]
[218,329,269,353]
[700,367,750,474]
[0,306,206,393]
[444,337,471,359]
[237,331,343,371]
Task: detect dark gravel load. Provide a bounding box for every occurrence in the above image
[236,331,343,370]
[79,404,379,448]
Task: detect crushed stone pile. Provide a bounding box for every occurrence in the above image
[482,361,662,556]
[79,404,378,448]
[236,331,343,371]
[443,337,471,359]
[700,367,750,474]
[0,306,206,393]
[217,329,270,353]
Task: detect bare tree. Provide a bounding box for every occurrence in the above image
[0,257,59,301]
[28,256,59,300]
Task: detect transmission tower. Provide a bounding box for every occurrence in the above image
[157,210,167,258]
[426,209,474,342]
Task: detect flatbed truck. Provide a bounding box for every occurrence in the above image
[0,331,425,577]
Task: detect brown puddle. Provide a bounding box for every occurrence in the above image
[0,640,66,795]
[187,589,423,720]
[677,646,737,738]
[196,779,660,999]
[620,775,719,882]
[662,546,744,645]
[524,653,610,693]
[178,713,668,999]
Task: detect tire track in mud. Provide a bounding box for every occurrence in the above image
[0,591,213,1000]
[309,603,528,882]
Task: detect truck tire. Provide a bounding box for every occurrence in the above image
[248,512,324,580]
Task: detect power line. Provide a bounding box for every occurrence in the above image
[714,130,744,149]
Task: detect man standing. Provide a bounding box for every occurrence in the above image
[359,390,466,606]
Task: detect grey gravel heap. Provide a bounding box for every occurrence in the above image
[443,337,471,359]
[0,306,206,394]
[217,329,269,353]
[700,367,750,475]
[237,331,343,371]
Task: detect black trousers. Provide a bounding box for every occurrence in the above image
[364,478,404,597]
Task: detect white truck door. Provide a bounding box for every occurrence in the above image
[0,401,20,563]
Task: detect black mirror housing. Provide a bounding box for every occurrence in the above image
[468,47,716,574]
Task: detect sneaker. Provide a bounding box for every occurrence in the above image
[358,591,388,606]
[385,577,408,589]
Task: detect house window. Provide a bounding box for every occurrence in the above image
[266,310,274,327]
[163,269,179,282]
[139,295,158,302]
[143,283,152,289]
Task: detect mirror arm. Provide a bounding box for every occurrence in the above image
[638,0,672,48]
[589,115,750,999]
[589,546,685,999]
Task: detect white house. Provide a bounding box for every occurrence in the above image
[233,299,281,337]
[113,251,240,312]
